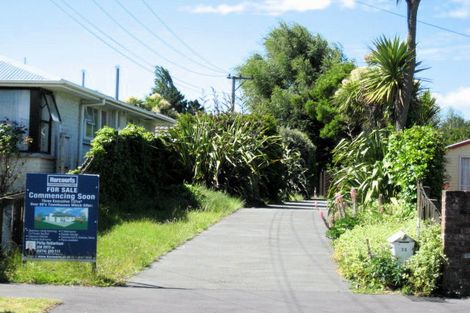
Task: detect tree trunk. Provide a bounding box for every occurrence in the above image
[396,0,420,130]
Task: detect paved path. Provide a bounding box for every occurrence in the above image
[1,200,469,312]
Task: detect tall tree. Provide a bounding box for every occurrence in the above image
[239,22,353,170]
[148,66,203,116]
[152,66,187,113]
[396,0,421,130]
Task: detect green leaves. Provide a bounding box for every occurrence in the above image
[329,126,445,211]
[168,113,293,203]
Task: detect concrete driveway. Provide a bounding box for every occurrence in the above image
[1,200,469,312]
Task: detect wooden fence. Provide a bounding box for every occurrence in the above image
[417,182,440,222]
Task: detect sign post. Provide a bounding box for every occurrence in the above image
[22,174,99,265]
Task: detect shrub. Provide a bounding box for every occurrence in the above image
[279,127,316,196]
[362,250,405,290]
[333,217,445,295]
[80,125,183,204]
[384,126,445,202]
[167,113,290,203]
[326,215,359,239]
[328,128,395,206]
[0,120,27,195]
[403,224,446,295]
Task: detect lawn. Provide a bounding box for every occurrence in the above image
[1,185,243,286]
[33,220,88,231]
[0,297,59,313]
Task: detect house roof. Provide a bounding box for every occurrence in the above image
[0,56,175,124]
[0,55,58,81]
[52,212,75,218]
[387,231,415,243]
[446,139,470,150]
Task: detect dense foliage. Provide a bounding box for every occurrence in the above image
[81,114,309,205]
[79,125,184,204]
[333,215,445,295]
[439,110,470,146]
[335,38,438,134]
[126,66,203,118]
[168,113,305,203]
[385,126,445,201]
[279,127,316,196]
[329,126,445,210]
[239,22,354,171]
[0,120,27,195]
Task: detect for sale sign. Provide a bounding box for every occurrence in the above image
[23,174,99,262]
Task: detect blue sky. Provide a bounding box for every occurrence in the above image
[1,0,470,117]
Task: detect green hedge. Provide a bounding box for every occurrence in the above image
[279,127,316,196]
[385,126,445,201]
[79,125,184,204]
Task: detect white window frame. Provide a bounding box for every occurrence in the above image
[459,155,470,191]
[84,107,100,140]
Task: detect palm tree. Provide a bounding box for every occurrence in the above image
[361,36,422,128]
[396,0,421,130]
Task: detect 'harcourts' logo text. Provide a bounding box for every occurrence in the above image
[47,175,78,188]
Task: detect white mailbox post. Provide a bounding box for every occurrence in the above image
[387,231,416,264]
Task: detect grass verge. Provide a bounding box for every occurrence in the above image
[1,185,243,286]
[0,297,60,313]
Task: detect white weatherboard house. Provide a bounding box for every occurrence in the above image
[445,139,470,191]
[0,56,175,191]
[45,212,75,224]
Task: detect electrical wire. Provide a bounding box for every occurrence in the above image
[60,1,154,70]
[141,0,228,74]
[92,0,224,78]
[356,0,470,40]
[49,0,203,92]
[116,0,225,75]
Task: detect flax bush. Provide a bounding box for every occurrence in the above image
[167,113,292,203]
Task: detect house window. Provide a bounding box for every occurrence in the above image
[101,111,108,127]
[0,89,30,151]
[0,89,60,154]
[460,157,470,191]
[35,91,61,153]
[85,107,99,139]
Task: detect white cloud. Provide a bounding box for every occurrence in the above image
[434,87,470,118]
[189,2,250,15]
[185,0,333,16]
[262,0,332,15]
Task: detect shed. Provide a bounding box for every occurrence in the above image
[445,139,470,191]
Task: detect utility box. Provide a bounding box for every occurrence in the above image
[387,231,416,264]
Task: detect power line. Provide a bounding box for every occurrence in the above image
[60,1,154,70]
[119,0,225,73]
[91,0,222,79]
[141,0,227,74]
[356,0,470,40]
[49,0,202,92]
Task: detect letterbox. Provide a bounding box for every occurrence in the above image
[387,231,416,264]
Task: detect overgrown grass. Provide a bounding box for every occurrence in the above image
[1,185,243,286]
[0,297,60,313]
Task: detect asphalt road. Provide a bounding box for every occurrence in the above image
[1,200,469,312]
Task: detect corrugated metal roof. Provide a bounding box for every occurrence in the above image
[0,55,57,80]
